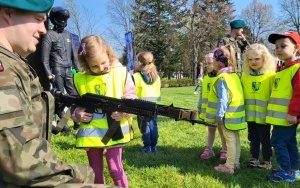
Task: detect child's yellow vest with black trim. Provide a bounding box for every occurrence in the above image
[73,66,131,147]
[266,64,300,126]
[205,72,247,130]
[132,72,161,102]
[199,75,216,120]
[241,72,275,124]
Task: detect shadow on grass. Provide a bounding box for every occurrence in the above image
[123,144,299,188]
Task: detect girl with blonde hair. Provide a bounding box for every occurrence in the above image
[71,35,137,187]
[241,43,276,169]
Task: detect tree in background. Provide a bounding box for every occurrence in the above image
[62,0,102,40]
[106,0,135,55]
[279,0,300,33]
[131,0,188,78]
[240,0,275,44]
[186,0,234,83]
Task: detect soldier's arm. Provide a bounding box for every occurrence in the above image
[41,33,53,79]
[239,37,250,53]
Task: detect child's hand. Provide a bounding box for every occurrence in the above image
[111,111,125,121]
[75,107,93,123]
[287,114,297,125]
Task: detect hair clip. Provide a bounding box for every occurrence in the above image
[79,43,86,55]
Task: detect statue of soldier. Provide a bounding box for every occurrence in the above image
[217,19,250,76]
[0,0,118,187]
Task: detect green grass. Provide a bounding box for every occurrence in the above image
[51,86,300,188]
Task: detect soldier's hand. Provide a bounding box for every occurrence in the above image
[236,34,246,41]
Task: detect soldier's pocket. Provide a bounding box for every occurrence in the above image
[0,86,26,129]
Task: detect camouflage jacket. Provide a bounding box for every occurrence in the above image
[217,34,250,59]
[0,45,95,187]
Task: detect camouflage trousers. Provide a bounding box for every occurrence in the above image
[0,125,120,187]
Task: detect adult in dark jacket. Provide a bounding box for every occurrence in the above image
[41,6,80,131]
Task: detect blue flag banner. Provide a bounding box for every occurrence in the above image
[125,31,135,72]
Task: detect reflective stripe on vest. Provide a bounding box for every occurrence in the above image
[266,64,300,126]
[205,72,247,130]
[199,75,215,120]
[132,72,161,102]
[73,66,131,147]
[241,73,275,124]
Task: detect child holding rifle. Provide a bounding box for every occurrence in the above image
[132,51,161,153]
[241,43,276,169]
[71,35,137,187]
[206,46,247,174]
[266,31,300,183]
[198,52,227,161]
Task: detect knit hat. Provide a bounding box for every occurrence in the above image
[268,31,300,45]
[0,0,54,13]
[230,19,245,29]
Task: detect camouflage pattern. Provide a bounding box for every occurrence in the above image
[0,46,116,187]
[217,34,250,75]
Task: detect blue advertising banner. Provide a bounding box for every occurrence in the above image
[125,31,135,72]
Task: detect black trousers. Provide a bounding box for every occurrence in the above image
[247,122,272,161]
[52,66,75,94]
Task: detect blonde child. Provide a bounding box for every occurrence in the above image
[266,31,300,183]
[198,52,227,161]
[241,44,276,169]
[71,35,137,187]
[205,46,247,174]
[132,51,161,153]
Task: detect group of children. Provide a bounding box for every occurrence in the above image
[56,29,300,187]
[197,31,300,183]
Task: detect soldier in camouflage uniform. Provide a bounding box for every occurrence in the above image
[0,0,119,187]
[217,19,250,76]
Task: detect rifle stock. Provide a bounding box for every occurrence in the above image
[52,90,216,128]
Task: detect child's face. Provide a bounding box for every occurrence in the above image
[206,61,214,73]
[275,38,299,62]
[246,50,264,71]
[212,58,221,71]
[86,52,110,74]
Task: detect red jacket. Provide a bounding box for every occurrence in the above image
[283,59,300,121]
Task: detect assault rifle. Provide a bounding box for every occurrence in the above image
[52,90,216,144]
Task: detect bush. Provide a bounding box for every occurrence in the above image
[161,78,193,88]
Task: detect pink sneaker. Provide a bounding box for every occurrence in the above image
[199,147,215,159]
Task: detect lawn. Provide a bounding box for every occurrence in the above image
[51,86,300,188]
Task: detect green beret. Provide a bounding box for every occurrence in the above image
[230,19,245,29]
[0,0,54,13]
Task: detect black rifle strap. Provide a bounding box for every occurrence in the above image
[101,112,124,145]
[41,91,55,141]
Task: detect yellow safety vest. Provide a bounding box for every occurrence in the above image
[199,75,216,120]
[205,72,247,130]
[73,66,131,147]
[266,64,300,126]
[132,72,161,102]
[241,72,275,124]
